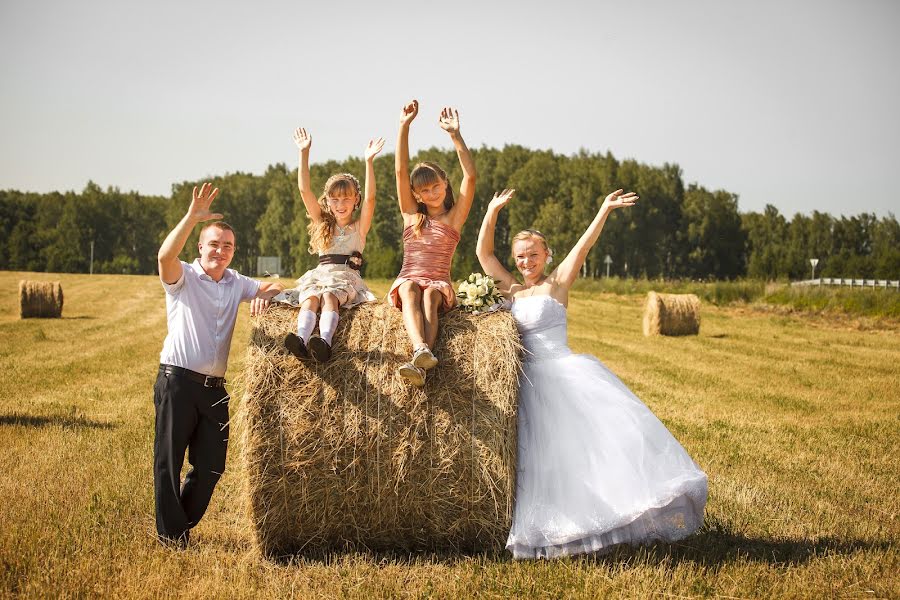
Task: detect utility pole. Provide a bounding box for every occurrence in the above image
[90,240,95,275]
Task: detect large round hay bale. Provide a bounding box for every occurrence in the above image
[241,302,522,556]
[19,280,64,319]
[643,291,700,336]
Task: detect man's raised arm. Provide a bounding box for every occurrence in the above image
[158,183,222,284]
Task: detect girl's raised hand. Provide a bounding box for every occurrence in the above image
[400,100,419,126]
[365,137,385,161]
[293,127,312,151]
[601,189,639,211]
[438,106,460,134]
[489,188,515,211]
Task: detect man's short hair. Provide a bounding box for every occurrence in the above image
[200,222,236,237]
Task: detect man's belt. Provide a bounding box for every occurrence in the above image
[318,251,363,271]
[159,364,226,388]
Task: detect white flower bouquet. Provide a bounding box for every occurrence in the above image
[456,273,505,314]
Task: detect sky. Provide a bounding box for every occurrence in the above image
[1,0,898,217]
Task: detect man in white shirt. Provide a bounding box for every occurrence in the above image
[154,182,283,548]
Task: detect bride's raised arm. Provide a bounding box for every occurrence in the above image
[476,189,518,293]
[552,189,638,289]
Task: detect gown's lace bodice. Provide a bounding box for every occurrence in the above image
[511,295,572,361]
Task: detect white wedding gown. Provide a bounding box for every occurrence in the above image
[506,295,708,559]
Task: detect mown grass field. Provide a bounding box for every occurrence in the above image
[573,277,900,320]
[0,271,897,598]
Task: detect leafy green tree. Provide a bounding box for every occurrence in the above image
[506,150,560,240]
[743,205,788,280]
[2,144,893,284]
[555,152,616,277]
[611,160,684,278]
[256,164,297,275]
[124,192,169,274]
[682,185,745,279]
[42,192,89,273]
[824,214,877,278]
[0,192,43,270]
[871,215,900,279]
[360,152,403,278]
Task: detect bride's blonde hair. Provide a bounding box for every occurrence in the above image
[512,229,554,264]
[308,173,361,254]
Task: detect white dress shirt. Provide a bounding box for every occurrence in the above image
[159,259,260,377]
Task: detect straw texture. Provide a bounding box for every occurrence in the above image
[240,302,523,556]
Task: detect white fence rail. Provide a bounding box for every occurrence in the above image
[792,278,900,290]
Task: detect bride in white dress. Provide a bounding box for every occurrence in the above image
[476,188,708,559]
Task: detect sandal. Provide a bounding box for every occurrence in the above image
[412,345,438,370]
[398,362,426,387]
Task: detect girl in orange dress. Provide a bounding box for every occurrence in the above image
[389,100,476,387]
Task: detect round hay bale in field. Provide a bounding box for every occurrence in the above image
[241,302,522,556]
[19,280,64,319]
[643,291,700,336]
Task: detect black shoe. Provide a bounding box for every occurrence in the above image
[284,332,309,359]
[308,335,332,362]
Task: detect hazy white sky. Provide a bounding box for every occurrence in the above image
[1,0,897,217]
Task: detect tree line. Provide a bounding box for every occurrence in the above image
[1,145,898,281]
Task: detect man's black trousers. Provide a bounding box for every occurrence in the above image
[153,369,229,542]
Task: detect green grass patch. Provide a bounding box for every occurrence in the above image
[569,276,900,319]
[572,277,767,305]
[765,285,900,319]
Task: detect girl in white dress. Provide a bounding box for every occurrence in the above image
[277,128,384,362]
[476,188,708,559]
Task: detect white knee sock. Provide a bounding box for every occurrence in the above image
[318,310,339,345]
[296,309,316,343]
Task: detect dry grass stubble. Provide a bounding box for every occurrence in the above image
[0,274,897,598]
